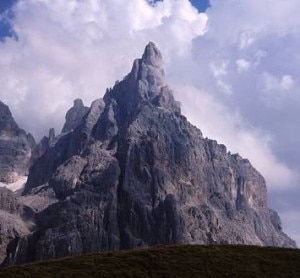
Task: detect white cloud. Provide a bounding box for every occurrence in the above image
[0,0,207,137]
[236,59,250,73]
[210,61,228,77]
[216,80,232,95]
[262,73,295,93]
[280,75,294,91]
[239,30,255,49]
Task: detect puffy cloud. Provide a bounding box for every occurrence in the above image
[280,75,294,91]
[262,73,295,94]
[236,59,250,73]
[210,61,228,77]
[0,0,207,137]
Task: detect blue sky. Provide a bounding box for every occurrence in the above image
[0,0,299,246]
[0,0,16,39]
[190,0,210,11]
[0,0,16,13]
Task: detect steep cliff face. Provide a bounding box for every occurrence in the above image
[0,101,35,184]
[0,102,36,262]
[3,42,296,265]
[0,187,31,263]
[23,98,105,194]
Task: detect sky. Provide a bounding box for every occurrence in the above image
[0,0,299,246]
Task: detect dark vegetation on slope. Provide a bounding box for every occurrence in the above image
[1,245,299,278]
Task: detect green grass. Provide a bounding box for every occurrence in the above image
[1,245,300,278]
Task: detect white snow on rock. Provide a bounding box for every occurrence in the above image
[0,176,27,197]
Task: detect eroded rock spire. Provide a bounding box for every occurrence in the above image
[142,41,163,67]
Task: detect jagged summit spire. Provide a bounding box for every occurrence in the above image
[128,41,165,86]
[61,99,89,133]
[73,98,84,108]
[0,100,19,134]
[103,42,180,116]
[142,41,163,67]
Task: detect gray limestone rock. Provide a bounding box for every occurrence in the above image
[0,102,35,263]
[0,187,21,214]
[23,99,105,195]
[3,42,296,266]
[48,128,56,144]
[0,188,30,263]
[0,101,35,183]
[30,128,58,166]
[62,99,89,133]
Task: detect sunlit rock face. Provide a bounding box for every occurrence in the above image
[2,42,296,266]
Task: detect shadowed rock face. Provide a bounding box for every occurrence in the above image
[0,187,31,263]
[2,42,296,266]
[0,102,35,262]
[0,101,35,183]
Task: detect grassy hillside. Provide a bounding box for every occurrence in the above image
[1,245,299,278]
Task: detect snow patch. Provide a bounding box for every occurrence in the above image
[0,176,27,197]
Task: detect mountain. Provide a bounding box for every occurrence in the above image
[1,42,296,266]
[61,98,89,133]
[0,101,35,184]
[0,187,32,263]
[0,101,36,262]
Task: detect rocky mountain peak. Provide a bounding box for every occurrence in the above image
[0,101,35,184]
[101,42,180,138]
[48,128,55,143]
[61,98,89,133]
[73,98,84,108]
[0,101,19,135]
[142,41,163,67]
[128,41,165,90]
